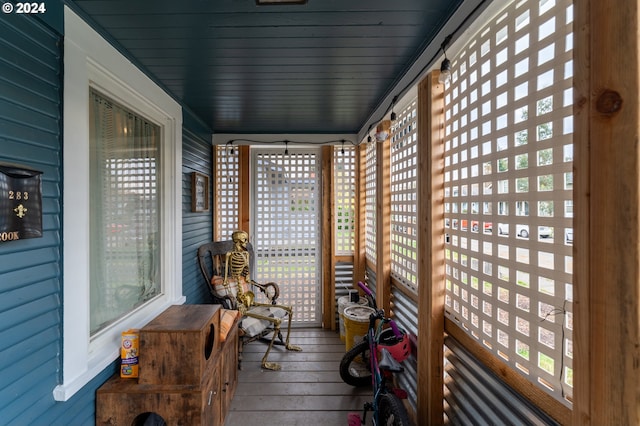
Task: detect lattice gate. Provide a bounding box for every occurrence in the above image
[252,149,322,326]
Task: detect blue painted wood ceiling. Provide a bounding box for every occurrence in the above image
[69,0,480,135]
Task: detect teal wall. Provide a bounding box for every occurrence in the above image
[0,10,213,425]
[0,11,67,425]
[182,111,215,304]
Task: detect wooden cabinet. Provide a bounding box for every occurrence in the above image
[220,326,238,421]
[96,305,238,426]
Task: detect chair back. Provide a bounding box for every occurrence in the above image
[197,240,256,297]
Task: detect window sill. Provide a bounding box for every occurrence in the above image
[53,295,186,401]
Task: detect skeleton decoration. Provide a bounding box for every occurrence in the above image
[223,230,302,370]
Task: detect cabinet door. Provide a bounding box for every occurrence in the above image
[203,362,222,426]
[221,325,239,416]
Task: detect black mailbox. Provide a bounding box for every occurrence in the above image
[0,163,43,241]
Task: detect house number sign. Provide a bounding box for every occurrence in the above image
[0,163,43,241]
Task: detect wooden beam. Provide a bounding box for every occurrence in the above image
[322,146,334,330]
[238,146,250,234]
[335,255,354,263]
[574,0,640,424]
[572,1,591,422]
[375,121,392,314]
[417,72,445,425]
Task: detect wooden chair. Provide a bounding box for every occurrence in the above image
[197,240,297,370]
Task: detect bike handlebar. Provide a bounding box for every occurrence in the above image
[357,281,373,296]
[389,320,402,338]
[359,280,405,339]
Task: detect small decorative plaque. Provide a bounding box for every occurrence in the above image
[0,163,43,241]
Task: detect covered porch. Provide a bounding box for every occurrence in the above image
[225,328,368,425]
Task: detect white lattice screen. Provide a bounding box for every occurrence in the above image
[443,0,574,405]
[365,141,377,263]
[253,149,322,325]
[214,146,239,240]
[391,99,419,291]
[334,146,355,255]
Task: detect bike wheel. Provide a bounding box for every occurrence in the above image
[339,339,372,387]
[378,392,411,426]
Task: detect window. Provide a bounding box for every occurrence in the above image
[443,0,574,406]
[88,90,162,334]
[56,7,183,401]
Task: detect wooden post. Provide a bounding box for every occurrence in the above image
[574,0,640,424]
[322,145,334,329]
[238,146,250,234]
[375,121,392,315]
[417,72,445,425]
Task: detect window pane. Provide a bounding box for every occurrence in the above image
[89,90,161,335]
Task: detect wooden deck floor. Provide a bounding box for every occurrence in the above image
[224,328,370,426]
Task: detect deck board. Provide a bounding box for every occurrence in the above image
[224,328,371,426]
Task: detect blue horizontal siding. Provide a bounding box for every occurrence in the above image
[0,120,60,147]
[0,10,215,425]
[182,113,214,304]
[0,77,61,116]
[0,244,60,276]
[0,12,64,426]
[0,277,59,316]
[0,97,60,132]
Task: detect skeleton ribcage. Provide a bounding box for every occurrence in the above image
[229,251,249,280]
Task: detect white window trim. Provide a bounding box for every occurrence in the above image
[54,7,184,401]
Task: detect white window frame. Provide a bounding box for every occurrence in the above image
[54,7,184,401]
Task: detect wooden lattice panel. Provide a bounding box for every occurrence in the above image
[215,145,240,240]
[442,0,574,405]
[390,98,419,291]
[334,146,356,255]
[253,149,322,325]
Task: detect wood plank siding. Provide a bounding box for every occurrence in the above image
[225,328,370,425]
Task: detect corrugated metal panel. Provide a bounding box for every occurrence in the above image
[334,261,354,327]
[365,265,377,298]
[391,286,419,416]
[444,336,559,426]
[0,13,65,424]
[181,112,213,304]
